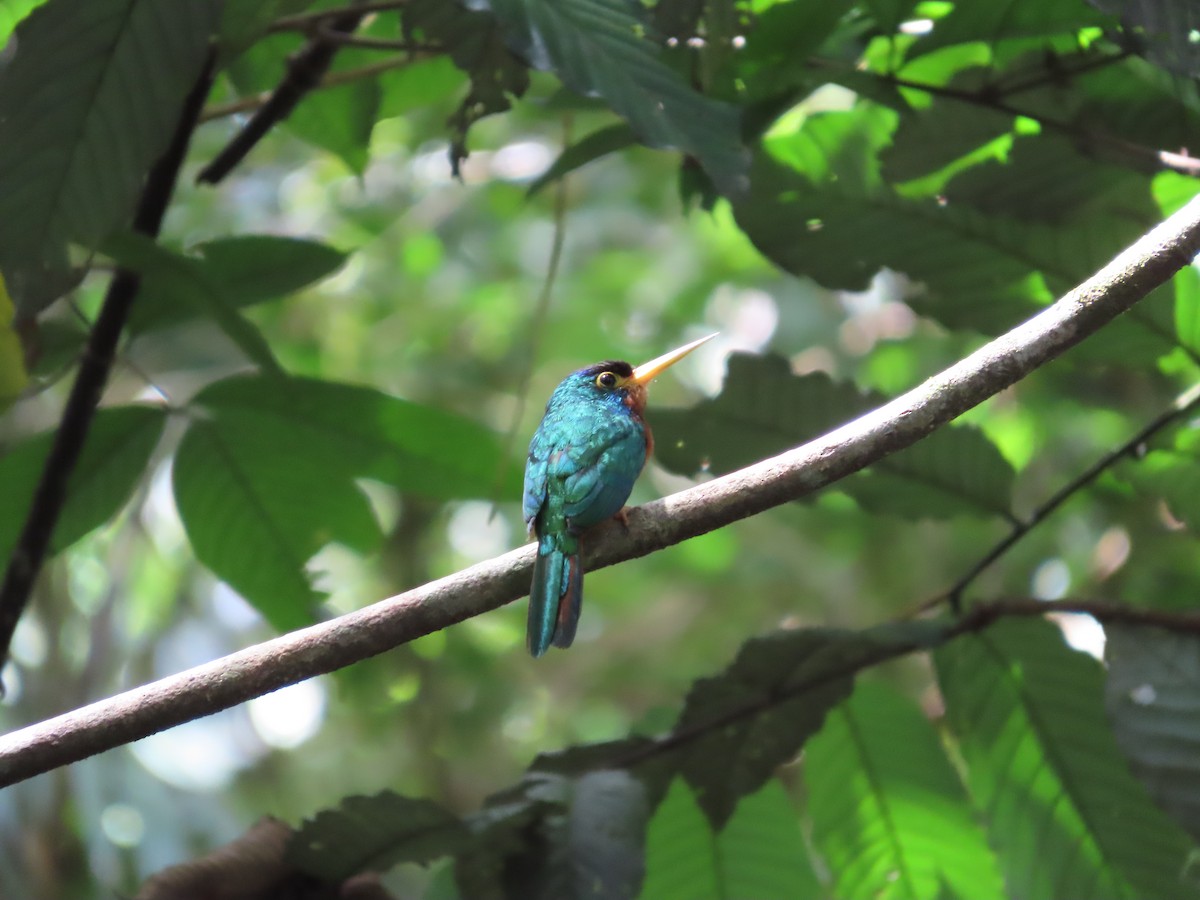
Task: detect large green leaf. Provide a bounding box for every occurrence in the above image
[0,406,167,564]
[173,374,515,628]
[670,619,951,827]
[288,792,469,881]
[1106,625,1200,844]
[125,234,348,334]
[640,778,719,900]
[0,0,220,316]
[806,682,1005,900]
[469,0,748,196]
[641,778,820,900]
[104,233,283,372]
[651,353,1015,520]
[935,619,1197,900]
[173,408,383,631]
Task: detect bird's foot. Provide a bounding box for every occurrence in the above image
[614,506,634,529]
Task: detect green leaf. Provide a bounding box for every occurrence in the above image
[0,0,221,316]
[718,779,821,900]
[806,682,1005,900]
[193,236,348,307]
[104,233,283,373]
[671,619,951,827]
[122,234,347,334]
[641,778,820,900]
[0,0,47,45]
[172,374,514,628]
[403,0,531,167]
[528,123,637,196]
[173,407,383,631]
[935,619,1197,900]
[1106,625,1200,844]
[907,0,1112,60]
[191,374,518,499]
[287,792,470,881]
[734,107,1056,333]
[651,353,1015,520]
[471,0,748,196]
[288,77,380,175]
[641,779,719,900]
[0,406,167,564]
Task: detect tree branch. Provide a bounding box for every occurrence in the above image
[196,9,366,184]
[2,191,1200,787]
[200,56,427,123]
[0,52,216,680]
[932,380,1200,610]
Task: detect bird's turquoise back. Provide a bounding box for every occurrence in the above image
[523,367,648,656]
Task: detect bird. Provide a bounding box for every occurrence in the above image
[522,333,717,657]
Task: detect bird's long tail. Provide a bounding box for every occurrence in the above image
[527,533,583,657]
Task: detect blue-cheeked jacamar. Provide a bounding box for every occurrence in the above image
[522,334,717,657]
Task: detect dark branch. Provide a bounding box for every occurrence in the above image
[196,10,366,184]
[934,381,1200,611]
[0,52,216,682]
[1,190,1200,785]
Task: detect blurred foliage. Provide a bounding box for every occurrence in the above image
[1,0,1200,897]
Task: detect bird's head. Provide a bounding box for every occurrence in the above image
[574,333,717,416]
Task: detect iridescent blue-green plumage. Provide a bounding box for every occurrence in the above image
[523,360,650,657]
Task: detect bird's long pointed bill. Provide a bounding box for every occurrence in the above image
[631,333,718,386]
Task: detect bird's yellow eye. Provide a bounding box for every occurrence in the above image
[595,371,618,389]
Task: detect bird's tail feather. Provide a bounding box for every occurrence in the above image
[527,537,583,657]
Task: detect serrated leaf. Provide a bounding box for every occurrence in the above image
[640,779,719,900]
[104,232,282,372]
[671,619,952,827]
[807,682,1005,900]
[470,0,748,196]
[935,619,1197,900]
[0,406,167,564]
[651,352,1015,520]
[718,780,821,900]
[1106,625,1200,844]
[0,0,220,316]
[642,778,820,900]
[287,792,470,881]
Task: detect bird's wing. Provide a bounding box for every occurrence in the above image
[556,420,646,527]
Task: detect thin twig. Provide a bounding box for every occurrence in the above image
[492,114,573,510]
[268,0,410,33]
[200,55,429,123]
[0,52,217,681]
[927,381,1200,612]
[1,189,1199,786]
[197,9,366,184]
[313,28,438,53]
[992,49,1134,98]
